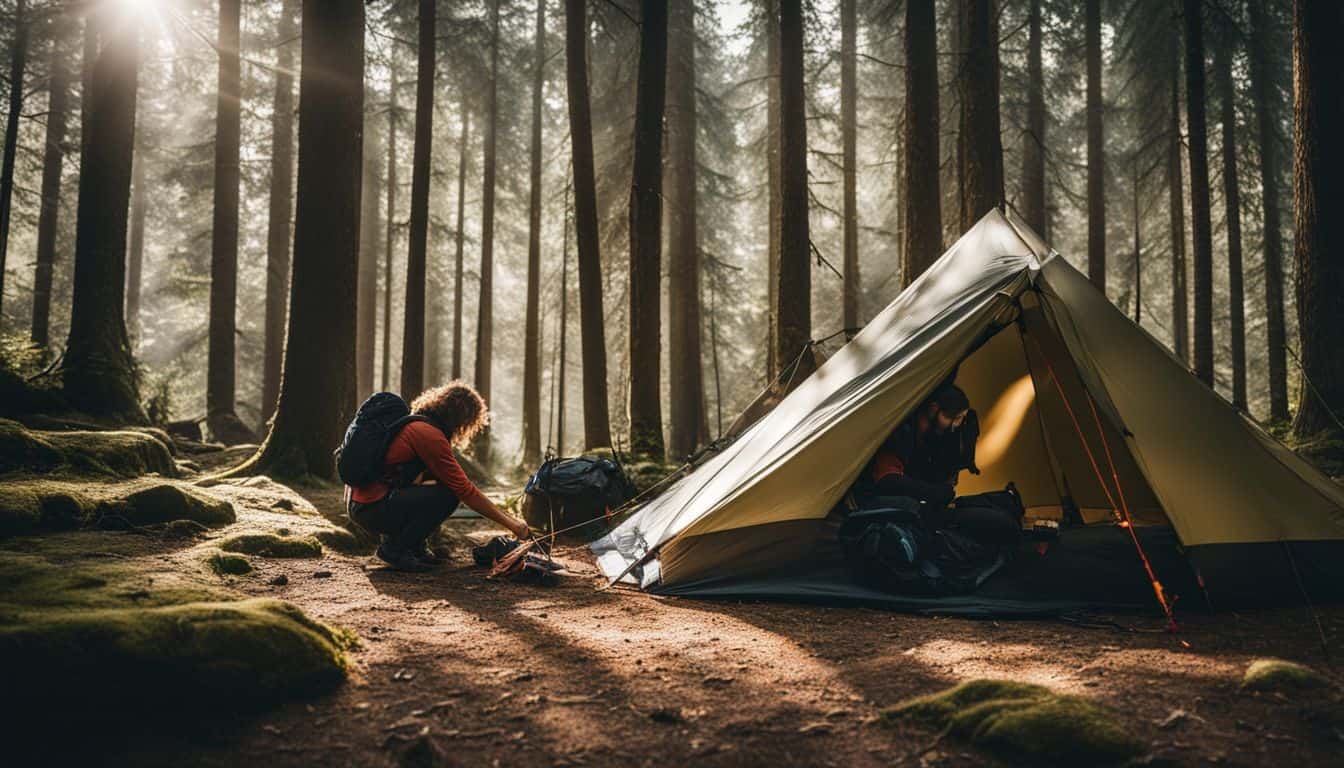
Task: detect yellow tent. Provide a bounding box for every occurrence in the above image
[593,209,1344,612]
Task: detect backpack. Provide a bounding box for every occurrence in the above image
[838,493,1014,596]
[335,392,428,487]
[521,456,636,539]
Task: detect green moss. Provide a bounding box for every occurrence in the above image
[109,483,235,527]
[0,481,97,538]
[0,478,235,539]
[0,551,226,615]
[0,599,349,706]
[627,460,679,494]
[207,552,254,576]
[160,519,210,539]
[882,679,1143,765]
[0,550,350,716]
[314,526,373,555]
[0,417,176,478]
[1242,659,1332,692]
[218,533,323,558]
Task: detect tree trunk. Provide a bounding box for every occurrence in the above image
[1290,0,1344,439]
[667,0,703,459]
[557,181,569,454]
[1248,0,1288,421]
[356,113,382,401]
[1086,0,1105,292]
[1168,27,1189,363]
[954,1,967,230]
[400,0,436,398]
[62,8,144,422]
[205,0,253,443]
[564,0,611,450]
[452,98,468,381]
[1184,0,1214,386]
[264,0,297,417]
[960,0,1004,224]
[0,0,29,314]
[840,0,858,334]
[382,67,397,391]
[775,0,811,382]
[765,0,781,376]
[81,11,94,150]
[125,149,145,344]
[1132,154,1141,322]
[627,0,668,460]
[249,0,364,479]
[1021,0,1046,235]
[902,0,941,286]
[31,26,69,348]
[474,0,499,464]
[1215,30,1247,410]
[522,0,545,467]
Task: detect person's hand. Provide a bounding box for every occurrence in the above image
[508,518,531,540]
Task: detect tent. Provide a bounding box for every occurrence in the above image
[592,209,1344,616]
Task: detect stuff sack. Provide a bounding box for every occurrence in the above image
[335,392,427,487]
[522,456,636,539]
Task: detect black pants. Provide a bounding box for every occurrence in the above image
[348,485,458,553]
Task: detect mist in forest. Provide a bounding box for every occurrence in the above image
[0,0,1338,472]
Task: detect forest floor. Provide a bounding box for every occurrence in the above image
[8,442,1344,767]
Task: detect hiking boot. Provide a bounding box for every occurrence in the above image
[375,543,432,572]
[416,544,444,566]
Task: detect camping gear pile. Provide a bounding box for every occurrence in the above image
[472,535,563,586]
[521,456,636,539]
[593,208,1344,619]
[839,485,1027,596]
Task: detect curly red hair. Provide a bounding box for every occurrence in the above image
[410,380,489,448]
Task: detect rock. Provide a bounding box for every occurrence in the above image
[269,574,290,586]
[881,679,1143,765]
[161,519,210,539]
[1242,659,1333,693]
[649,707,684,724]
[218,533,322,558]
[111,483,236,527]
[208,553,254,576]
[0,592,352,715]
[312,571,333,579]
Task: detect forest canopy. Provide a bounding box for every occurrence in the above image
[0,0,1338,475]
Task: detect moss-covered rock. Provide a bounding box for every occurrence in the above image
[160,519,210,539]
[0,481,97,538]
[0,599,349,706]
[0,478,235,539]
[882,679,1143,765]
[315,526,373,554]
[1242,659,1333,692]
[0,418,176,478]
[207,552,254,576]
[0,551,351,717]
[218,532,323,558]
[109,482,236,527]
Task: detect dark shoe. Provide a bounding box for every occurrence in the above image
[416,544,444,566]
[376,543,432,572]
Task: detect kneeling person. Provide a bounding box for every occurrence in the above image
[868,384,973,514]
[347,382,530,571]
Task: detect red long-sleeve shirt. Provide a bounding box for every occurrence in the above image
[348,420,491,512]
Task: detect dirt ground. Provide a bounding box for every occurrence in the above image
[31,484,1344,767]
